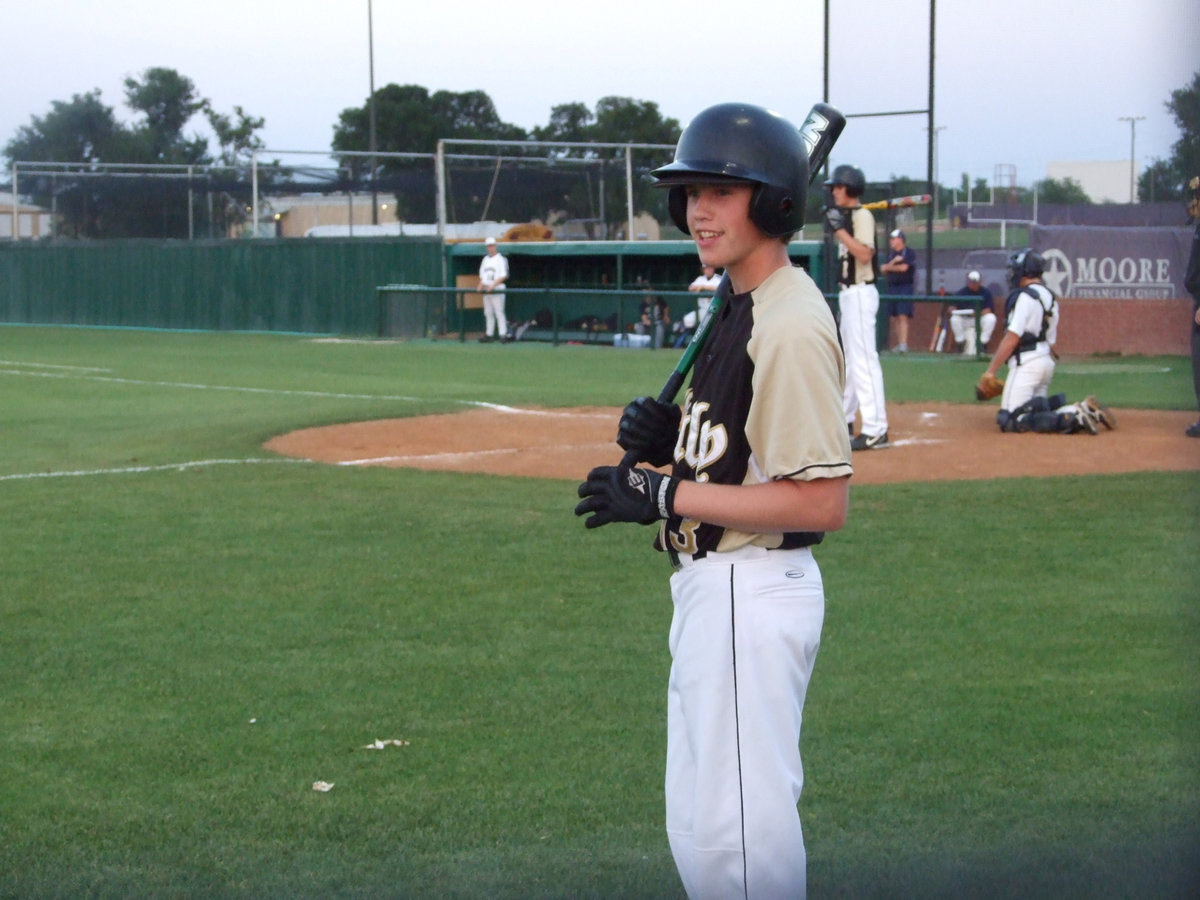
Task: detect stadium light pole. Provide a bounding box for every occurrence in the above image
[928,124,946,222]
[368,0,378,225]
[1117,115,1143,204]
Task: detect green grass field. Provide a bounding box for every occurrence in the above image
[2,326,1198,898]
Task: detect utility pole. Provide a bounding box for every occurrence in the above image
[368,0,378,224]
[1117,115,1144,203]
[930,124,946,222]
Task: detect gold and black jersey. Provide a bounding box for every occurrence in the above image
[658,265,853,558]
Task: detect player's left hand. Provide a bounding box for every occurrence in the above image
[575,465,676,529]
[975,371,1004,401]
[617,396,681,467]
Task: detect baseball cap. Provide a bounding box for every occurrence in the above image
[968,270,981,281]
[485,237,496,245]
[890,229,905,240]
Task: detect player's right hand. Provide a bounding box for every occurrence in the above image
[617,396,681,468]
[574,465,676,529]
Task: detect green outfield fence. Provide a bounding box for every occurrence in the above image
[4,236,981,351]
[0,237,443,334]
[1,237,829,338]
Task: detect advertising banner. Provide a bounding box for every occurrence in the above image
[1032,225,1193,300]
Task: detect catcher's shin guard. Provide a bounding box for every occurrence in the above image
[1014,410,1071,433]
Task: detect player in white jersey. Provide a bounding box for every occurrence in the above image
[980,248,1114,433]
[477,237,509,342]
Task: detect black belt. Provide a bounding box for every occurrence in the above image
[668,537,822,569]
[839,280,875,287]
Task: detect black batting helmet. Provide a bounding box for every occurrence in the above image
[1007,247,1044,290]
[825,164,865,198]
[650,103,808,238]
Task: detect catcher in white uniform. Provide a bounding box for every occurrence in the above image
[977,248,1114,433]
[575,103,852,899]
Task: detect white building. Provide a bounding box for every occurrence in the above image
[1046,160,1139,204]
[2,201,55,238]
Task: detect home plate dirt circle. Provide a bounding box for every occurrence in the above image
[263,403,1200,484]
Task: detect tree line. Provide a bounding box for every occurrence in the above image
[5,67,1198,239]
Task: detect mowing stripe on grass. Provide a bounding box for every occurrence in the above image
[0,366,537,410]
[2,366,630,419]
[1055,363,1173,375]
[0,359,112,372]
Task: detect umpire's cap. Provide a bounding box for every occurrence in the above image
[650,103,808,237]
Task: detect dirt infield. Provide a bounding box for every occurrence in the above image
[264,403,1200,484]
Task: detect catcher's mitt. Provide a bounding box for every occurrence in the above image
[975,372,1004,401]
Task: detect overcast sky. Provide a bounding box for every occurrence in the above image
[5,0,1197,193]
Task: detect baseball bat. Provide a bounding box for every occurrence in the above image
[862,193,931,211]
[618,101,846,468]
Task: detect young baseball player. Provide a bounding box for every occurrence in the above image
[575,102,852,900]
[825,165,890,449]
[477,237,509,342]
[978,248,1113,433]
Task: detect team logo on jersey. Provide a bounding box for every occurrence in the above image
[675,400,728,481]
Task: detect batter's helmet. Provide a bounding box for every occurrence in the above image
[650,103,808,238]
[825,164,866,198]
[1007,247,1044,290]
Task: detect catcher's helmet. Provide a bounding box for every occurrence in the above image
[1007,247,1044,289]
[825,163,866,198]
[650,103,808,238]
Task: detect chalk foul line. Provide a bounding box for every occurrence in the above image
[0,458,308,483]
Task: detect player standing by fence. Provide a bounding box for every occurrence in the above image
[880,228,916,353]
[477,237,509,343]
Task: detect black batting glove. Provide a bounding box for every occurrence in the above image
[823,206,847,233]
[616,396,681,467]
[574,465,677,530]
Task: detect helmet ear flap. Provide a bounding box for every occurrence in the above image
[749,185,798,237]
[667,186,690,234]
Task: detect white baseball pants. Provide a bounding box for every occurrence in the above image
[949,310,997,352]
[1000,352,1055,412]
[666,546,824,900]
[838,283,888,436]
[483,291,507,338]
